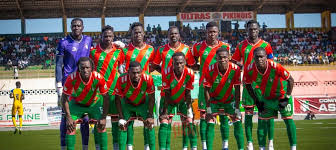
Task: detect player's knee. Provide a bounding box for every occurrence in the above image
[200,112,206,119]
[160,119,169,124]
[245,107,254,115]
[18,115,22,118]
[66,130,76,135]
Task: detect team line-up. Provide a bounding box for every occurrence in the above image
[10,18,296,150]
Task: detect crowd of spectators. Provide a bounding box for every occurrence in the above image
[1,24,335,71]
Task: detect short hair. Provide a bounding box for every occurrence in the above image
[71,18,83,25]
[102,25,114,33]
[77,57,94,70]
[245,20,260,28]
[253,47,266,55]
[206,21,218,29]
[16,81,21,87]
[130,22,143,31]
[129,61,141,69]
[168,26,179,33]
[172,52,186,59]
[216,47,229,55]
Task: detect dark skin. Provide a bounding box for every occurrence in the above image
[70,20,84,41]
[193,26,219,71]
[246,50,294,111]
[152,27,181,73]
[204,51,240,122]
[131,26,145,49]
[161,56,192,122]
[116,66,155,130]
[100,29,114,53]
[62,60,109,132]
[10,83,24,118]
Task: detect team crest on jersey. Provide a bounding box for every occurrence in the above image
[127,91,132,95]
[64,86,67,91]
[269,78,273,82]
[72,47,77,51]
[99,56,105,61]
[227,79,231,83]
[85,44,88,49]
[141,91,145,94]
[163,82,166,86]
[204,51,209,56]
[132,54,136,59]
[215,78,220,83]
[104,84,108,90]
[113,57,116,60]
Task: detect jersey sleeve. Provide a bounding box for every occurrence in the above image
[277,63,290,80]
[152,47,162,65]
[265,43,274,59]
[98,76,108,94]
[146,75,155,94]
[63,74,74,95]
[231,44,242,62]
[186,47,196,66]
[148,46,156,63]
[186,69,194,90]
[114,77,124,96]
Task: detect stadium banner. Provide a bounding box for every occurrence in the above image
[179,11,254,22]
[293,97,336,115]
[0,103,49,127]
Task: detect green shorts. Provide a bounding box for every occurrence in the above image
[166,100,190,116]
[68,99,103,120]
[242,86,255,107]
[258,96,293,120]
[210,101,235,116]
[121,97,150,120]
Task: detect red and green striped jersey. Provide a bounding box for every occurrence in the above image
[162,66,194,104]
[204,62,241,103]
[90,44,125,94]
[114,73,155,106]
[63,71,108,106]
[232,39,273,68]
[123,43,155,73]
[243,59,290,100]
[153,42,195,72]
[192,40,230,84]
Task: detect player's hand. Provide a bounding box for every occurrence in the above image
[205,113,214,122]
[98,118,106,130]
[235,108,242,120]
[66,116,75,132]
[159,114,169,122]
[118,119,127,131]
[256,100,265,113]
[56,82,63,96]
[144,118,154,129]
[279,97,289,109]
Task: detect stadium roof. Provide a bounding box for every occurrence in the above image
[0,0,335,20]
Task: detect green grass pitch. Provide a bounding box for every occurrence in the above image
[0,119,335,150]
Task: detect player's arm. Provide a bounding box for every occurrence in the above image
[231,44,243,68]
[98,93,109,130]
[61,93,75,132]
[55,41,64,97]
[185,89,194,119]
[144,93,155,128]
[21,91,25,100]
[286,75,294,96]
[9,90,13,98]
[161,89,170,116]
[192,56,200,71]
[234,85,241,109]
[115,95,124,119]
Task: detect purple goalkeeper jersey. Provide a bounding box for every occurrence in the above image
[56,35,92,84]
